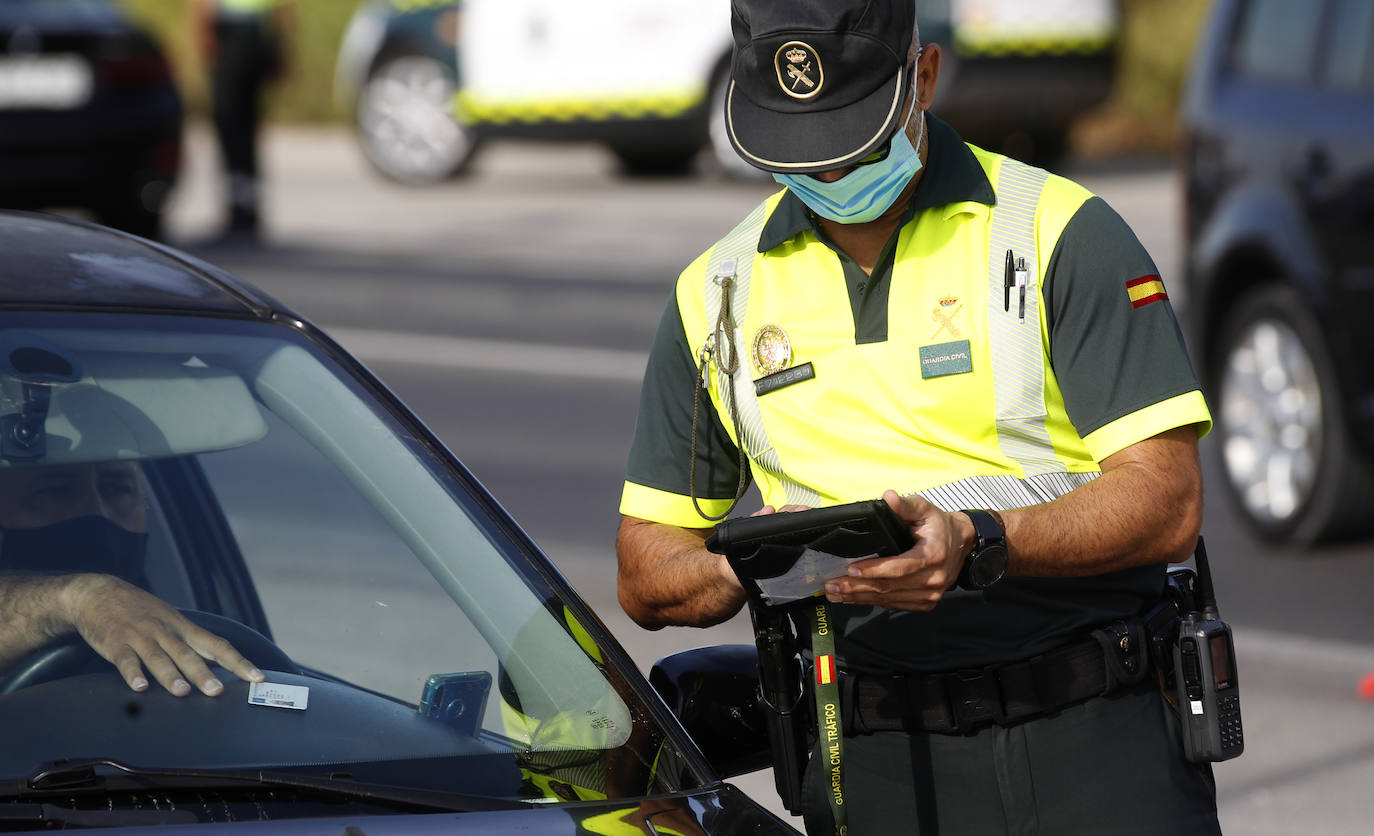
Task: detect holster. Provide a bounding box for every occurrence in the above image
[1089,618,1151,695]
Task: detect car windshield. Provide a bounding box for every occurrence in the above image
[0,312,684,806]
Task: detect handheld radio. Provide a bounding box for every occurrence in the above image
[1171,538,1244,762]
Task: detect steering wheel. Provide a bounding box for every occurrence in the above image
[0,609,299,696]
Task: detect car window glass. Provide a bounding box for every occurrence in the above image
[198,410,505,705]
[1325,0,1374,90]
[1230,0,1326,84]
[0,319,677,804]
[133,470,196,606]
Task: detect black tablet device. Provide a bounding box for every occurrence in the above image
[704,499,914,583]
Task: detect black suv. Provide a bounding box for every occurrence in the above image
[0,0,182,239]
[1181,0,1374,543]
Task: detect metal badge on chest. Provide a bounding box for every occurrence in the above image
[751,324,814,396]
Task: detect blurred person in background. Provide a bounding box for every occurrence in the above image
[193,0,295,241]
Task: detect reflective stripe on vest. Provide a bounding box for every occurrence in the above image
[700,156,1099,512]
[985,158,1065,480]
[704,202,824,508]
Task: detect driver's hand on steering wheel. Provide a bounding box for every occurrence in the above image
[63,574,265,696]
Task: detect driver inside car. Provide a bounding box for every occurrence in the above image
[0,459,265,697]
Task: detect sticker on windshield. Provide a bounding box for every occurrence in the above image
[248,681,310,711]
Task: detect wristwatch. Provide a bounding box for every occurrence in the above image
[958,509,1009,590]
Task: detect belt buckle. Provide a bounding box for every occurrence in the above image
[943,669,1004,733]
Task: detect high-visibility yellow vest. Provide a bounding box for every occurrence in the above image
[671,149,1207,517]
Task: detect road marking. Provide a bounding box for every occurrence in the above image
[1235,625,1374,673]
[326,326,649,382]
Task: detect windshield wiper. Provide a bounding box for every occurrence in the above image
[9,758,533,814]
[0,803,198,828]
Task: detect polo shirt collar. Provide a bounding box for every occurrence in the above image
[757,113,997,253]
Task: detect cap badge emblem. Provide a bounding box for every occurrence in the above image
[774,41,822,100]
[752,325,793,376]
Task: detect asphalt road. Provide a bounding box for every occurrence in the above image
[165,125,1374,833]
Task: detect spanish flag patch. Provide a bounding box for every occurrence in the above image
[1126,274,1168,309]
[816,654,835,685]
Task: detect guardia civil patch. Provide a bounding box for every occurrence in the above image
[919,340,973,379]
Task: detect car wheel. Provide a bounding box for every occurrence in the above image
[610,143,699,177]
[1212,283,1374,543]
[706,68,768,181]
[357,53,476,185]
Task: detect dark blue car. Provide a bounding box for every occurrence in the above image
[0,0,182,240]
[1181,0,1374,543]
[0,210,795,834]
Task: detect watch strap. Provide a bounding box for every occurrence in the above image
[963,509,1004,545]
[959,509,1007,590]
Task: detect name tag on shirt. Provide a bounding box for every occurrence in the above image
[919,340,973,379]
[755,362,816,396]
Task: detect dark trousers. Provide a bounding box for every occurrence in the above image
[211,18,277,230]
[801,680,1222,835]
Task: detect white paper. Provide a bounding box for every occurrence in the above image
[752,548,871,606]
[248,681,310,711]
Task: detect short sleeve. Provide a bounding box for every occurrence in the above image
[1043,197,1211,460]
[620,294,747,526]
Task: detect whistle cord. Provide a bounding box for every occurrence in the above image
[689,273,750,522]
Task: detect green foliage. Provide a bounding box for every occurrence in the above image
[114,0,363,122]
[1073,0,1215,155]
[1116,0,1213,114]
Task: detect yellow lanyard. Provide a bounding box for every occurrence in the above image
[811,601,847,834]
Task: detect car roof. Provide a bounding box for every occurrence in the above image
[0,211,282,319]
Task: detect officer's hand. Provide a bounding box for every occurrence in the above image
[725,503,814,595]
[822,490,967,611]
[750,504,813,516]
[747,504,814,591]
[63,574,265,696]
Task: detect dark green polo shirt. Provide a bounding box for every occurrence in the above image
[622,115,1207,672]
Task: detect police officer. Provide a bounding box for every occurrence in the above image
[194,0,293,240]
[616,0,1222,833]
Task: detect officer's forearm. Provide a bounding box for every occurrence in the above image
[1001,426,1203,577]
[0,574,79,669]
[616,516,747,630]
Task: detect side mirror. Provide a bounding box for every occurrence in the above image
[649,644,771,779]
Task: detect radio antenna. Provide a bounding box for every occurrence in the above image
[1193,536,1219,620]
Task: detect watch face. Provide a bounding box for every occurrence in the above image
[970,544,1009,588]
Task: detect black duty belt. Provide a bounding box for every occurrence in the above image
[840,619,1150,736]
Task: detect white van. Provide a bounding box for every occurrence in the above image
[335,0,1118,184]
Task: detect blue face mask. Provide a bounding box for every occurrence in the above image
[773,106,925,224]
